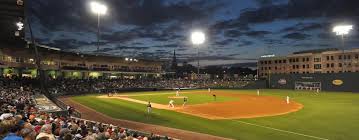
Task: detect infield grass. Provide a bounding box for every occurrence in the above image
[71,89,359,140]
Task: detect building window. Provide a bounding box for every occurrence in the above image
[303,58,306,62]
[306,57,309,61]
[279,60,282,63]
[326,56,330,61]
[314,64,321,69]
[260,61,264,64]
[296,58,299,62]
[339,55,342,60]
[331,63,334,67]
[292,65,295,69]
[268,61,272,64]
[314,58,321,62]
[302,65,305,69]
[296,65,299,69]
[355,54,359,59]
[264,61,267,64]
[326,63,330,68]
[348,55,351,59]
[339,63,342,67]
[344,55,347,59]
[331,56,334,60]
[283,60,287,63]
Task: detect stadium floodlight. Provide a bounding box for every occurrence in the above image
[191,30,206,79]
[333,25,353,36]
[191,31,205,45]
[125,58,129,61]
[90,1,107,15]
[333,24,353,72]
[16,21,24,30]
[90,1,107,53]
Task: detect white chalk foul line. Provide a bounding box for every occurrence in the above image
[231,120,329,140]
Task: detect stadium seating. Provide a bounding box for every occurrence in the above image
[0,77,175,140]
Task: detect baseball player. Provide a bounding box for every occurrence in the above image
[257,89,260,96]
[147,101,152,114]
[168,100,175,108]
[316,88,320,93]
[176,90,179,96]
[208,88,211,93]
[182,97,188,107]
[213,94,216,101]
[286,96,290,104]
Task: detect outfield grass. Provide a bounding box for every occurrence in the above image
[128,91,238,105]
[71,89,359,140]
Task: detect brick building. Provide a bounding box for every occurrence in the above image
[258,48,359,78]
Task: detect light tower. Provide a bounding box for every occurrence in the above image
[90,1,107,52]
[191,30,205,79]
[333,25,353,72]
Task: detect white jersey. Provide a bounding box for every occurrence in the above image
[286,96,290,104]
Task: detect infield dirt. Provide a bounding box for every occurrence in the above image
[98,91,303,119]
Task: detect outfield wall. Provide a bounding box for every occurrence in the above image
[269,72,359,92]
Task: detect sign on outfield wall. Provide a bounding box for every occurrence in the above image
[332,80,343,86]
[278,79,287,85]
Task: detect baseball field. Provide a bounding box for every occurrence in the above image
[61,89,359,140]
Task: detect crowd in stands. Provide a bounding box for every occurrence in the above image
[0,75,254,140]
[48,78,253,95]
[0,76,173,140]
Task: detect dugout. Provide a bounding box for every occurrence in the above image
[269,72,359,92]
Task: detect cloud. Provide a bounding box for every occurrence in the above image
[238,0,359,24]
[293,43,330,48]
[43,39,104,50]
[114,46,149,50]
[254,0,274,7]
[238,40,254,46]
[214,39,236,46]
[108,0,224,26]
[281,22,327,32]
[211,19,250,33]
[317,32,332,39]
[244,30,271,37]
[224,29,242,38]
[283,32,309,40]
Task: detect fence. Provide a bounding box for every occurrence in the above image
[269,72,359,92]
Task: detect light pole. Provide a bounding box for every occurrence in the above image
[333,25,353,72]
[191,31,205,79]
[90,1,107,52]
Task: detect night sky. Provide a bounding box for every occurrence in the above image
[27,0,359,66]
